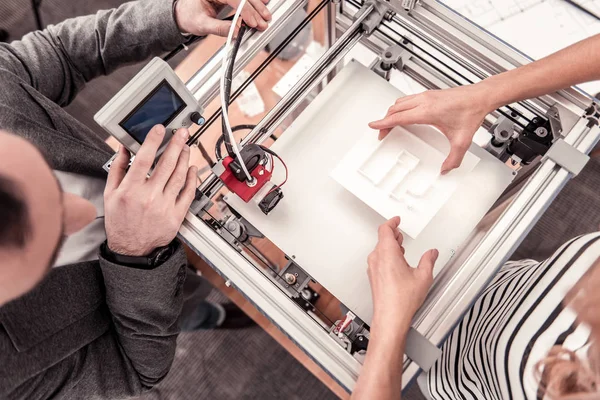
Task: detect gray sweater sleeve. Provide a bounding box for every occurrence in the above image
[4,245,188,400]
[67,245,187,399]
[97,244,187,390]
[0,0,185,107]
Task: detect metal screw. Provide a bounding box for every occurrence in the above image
[284,273,297,285]
[259,170,264,176]
[225,280,232,287]
[535,127,548,138]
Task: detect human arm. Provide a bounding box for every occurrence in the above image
[0,0,270,107]
[79,125,197,394]
[351,217,438,400]
[369,33,600,173]
[94,125,198,393]
[1,125,198,398]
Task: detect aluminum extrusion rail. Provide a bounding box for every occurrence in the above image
[198,4,371,195]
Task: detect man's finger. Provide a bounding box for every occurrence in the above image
[150,128,188,188]
[164,145,191,198]
[441,140,470,175]
[236,0,259,29]
[105,146,130,194]
[176,166,199,219]
[226,0,256,29]
[249,0,272,25]
[417,249,439,277]
[124,125,165,184]
[210,19,233,37]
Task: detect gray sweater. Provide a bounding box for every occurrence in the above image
[0,0,193,398]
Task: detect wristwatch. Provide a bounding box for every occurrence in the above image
[100,240,179,269]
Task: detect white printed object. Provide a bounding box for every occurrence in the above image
[332,127,480,239]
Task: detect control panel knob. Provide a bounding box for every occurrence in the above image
[190,112,205,126]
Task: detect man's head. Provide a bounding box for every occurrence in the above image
[0,131,96,306]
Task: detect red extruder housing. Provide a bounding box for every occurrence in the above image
[219,156,272,202]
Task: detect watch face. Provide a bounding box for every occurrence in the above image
[154,245,173,265]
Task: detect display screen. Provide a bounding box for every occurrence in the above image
[119,80,186,143]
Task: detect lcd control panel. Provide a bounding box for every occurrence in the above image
[95,57,203,156]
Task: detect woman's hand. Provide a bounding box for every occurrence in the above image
[352,218,438,400]
[175,0,272,37]
[367,217,439,335]
[369,84,494,174]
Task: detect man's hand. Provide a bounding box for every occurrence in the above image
[367,217,439,334]
[368,84,493,174]
[175,0,272,37]
[104,126,198,256]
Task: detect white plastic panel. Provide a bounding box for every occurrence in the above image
[332,126,480,238]
[225,61,514,324]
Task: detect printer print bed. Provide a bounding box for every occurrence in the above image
[225,61,514,324]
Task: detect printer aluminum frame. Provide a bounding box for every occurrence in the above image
[174,0,600,392]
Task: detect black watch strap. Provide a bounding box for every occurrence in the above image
[101,240,179,269]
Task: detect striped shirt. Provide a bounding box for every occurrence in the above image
[425,233,600,400]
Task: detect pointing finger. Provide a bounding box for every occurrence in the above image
[150,128,188,188]
[164,144,191,199]
[124,125,164,185]
[176,166,199,220]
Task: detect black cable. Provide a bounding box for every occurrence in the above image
[222,24,250,157]
[562,0,600,21]
[163,35,205,62]
[216,124,257,160]
[187,0,329,146]
[197,140,215,167]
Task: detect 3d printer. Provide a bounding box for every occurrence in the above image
[96,0,600,393]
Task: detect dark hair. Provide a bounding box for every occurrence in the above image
[0,174,31,248]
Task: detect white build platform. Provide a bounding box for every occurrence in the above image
[225,61,514,324]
